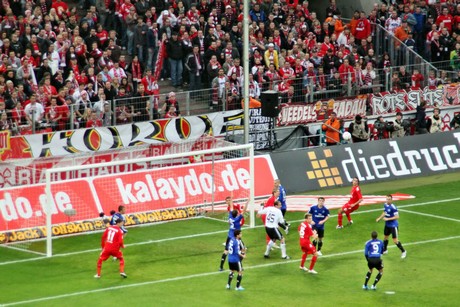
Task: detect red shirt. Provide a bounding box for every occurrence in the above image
[348,185,362,205]
[101,225,125,251]
[298,221,314,247]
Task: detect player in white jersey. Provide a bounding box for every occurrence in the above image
[257,201,290,259]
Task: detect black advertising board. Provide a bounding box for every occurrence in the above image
[270,131,460,193]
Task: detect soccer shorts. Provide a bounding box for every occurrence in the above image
[228,261,243,272]
[300,243,317,255]
[312,226,324,238]
[266,227,283,241]
[99,249,123,261]
[367,257,383,270]
[384,226,399,239]
[342,203,359,213]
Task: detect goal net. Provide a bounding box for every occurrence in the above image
[42,140,256,257]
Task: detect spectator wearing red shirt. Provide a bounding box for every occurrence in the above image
[353,11,371,43]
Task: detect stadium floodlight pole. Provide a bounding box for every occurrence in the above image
[249,143,255,228]
[243,0,250,144]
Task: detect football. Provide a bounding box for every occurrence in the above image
[342,131,352,141]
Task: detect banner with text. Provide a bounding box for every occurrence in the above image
[0,110,244,161]
[0,155,277,239]
[270,131,460,193]
[370,84,460,115]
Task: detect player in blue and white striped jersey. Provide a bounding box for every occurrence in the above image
[363,231,384,290]
[376,195,407,259]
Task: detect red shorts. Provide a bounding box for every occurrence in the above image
[99,249,123,261]
[342,203,359,213]
[300,243,317,255]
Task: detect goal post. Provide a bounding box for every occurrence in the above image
[44,141,257,257]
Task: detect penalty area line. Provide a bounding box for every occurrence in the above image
[399,209,460,223]
[2,235,460,307]
[1,196,459,266]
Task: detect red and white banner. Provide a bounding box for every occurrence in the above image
[371,84,460,115]
[0,110,244,161]
[0,155,277,233]
[277,96,368,126]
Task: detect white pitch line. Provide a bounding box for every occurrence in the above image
[2,234,460,307]
[1,196,459,267]
[399,209,460,223]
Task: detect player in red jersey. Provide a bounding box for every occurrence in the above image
[95,218,127,278]
[337,177,363,229]
[298,213,319,274]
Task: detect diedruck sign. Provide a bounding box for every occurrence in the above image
[0,155,277,241]
[270,131,460,193]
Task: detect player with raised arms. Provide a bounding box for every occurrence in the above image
[219,197,248,271]
[337,177,363,229]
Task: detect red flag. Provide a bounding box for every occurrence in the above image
[154,40,166,81]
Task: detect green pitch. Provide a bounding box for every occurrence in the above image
[1,173,460,307]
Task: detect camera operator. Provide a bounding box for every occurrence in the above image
[391,112,405,138]
[348,114,369,142]
[450,113,460,130]
[373,116,389,140]
[427,107,443,133]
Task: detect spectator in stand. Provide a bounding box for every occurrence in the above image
[86,110,103,128]
[436,6,454,34]
[166,32,186,89]
[353,11,371,45]
[24,93,45,128]
[411,69,425,88]
[385,10,401,35]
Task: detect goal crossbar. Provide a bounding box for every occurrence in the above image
[45,142,255,257]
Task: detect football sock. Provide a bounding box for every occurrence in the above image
[374,272,383,286]
[96,258,103,276]
[313,240,318,249]
[300,253,307,267]
[338,213,343,226]
[318,241,323,251]
[364,271,371,286]
[228,272,234,286]
[220,253,227,269]
[265,240,274,256]
[396,241,405,252]
[383,239,389,251]
[281,243,287,258]
[278,223,286,230]
[119,257,125,273]
[345,212,351,222]
[236,274,242,288]
[309,255,317,270]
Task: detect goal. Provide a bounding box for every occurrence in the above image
[44,141,256,257]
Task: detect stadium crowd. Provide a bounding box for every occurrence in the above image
[1,0,460,136]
